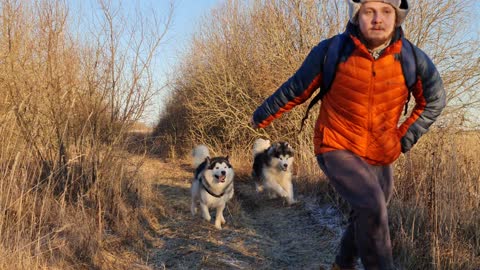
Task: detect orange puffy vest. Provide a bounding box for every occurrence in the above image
[314,37,409,165]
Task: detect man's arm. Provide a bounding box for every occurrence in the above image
[252,39,330,128]
[398,46,447,152]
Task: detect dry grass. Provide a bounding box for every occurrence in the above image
[0,0,171,269]
[390,130,480,269]
[139,156,341,269]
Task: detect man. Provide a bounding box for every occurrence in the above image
[250,0,446,269]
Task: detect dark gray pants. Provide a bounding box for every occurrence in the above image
[317,150,395,270]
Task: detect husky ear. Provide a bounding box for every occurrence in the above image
[267,144,276,155]
[225,155,230,162]
[205,156,210,165]
[287,143,294,152]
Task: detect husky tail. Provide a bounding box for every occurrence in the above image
[253,138,271,158]
[192,145,210,168]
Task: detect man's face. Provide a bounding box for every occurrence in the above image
[358,1,396,49]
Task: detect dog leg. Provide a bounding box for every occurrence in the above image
[191,200,197,216]
[199,203,211,222]
[267,190,278,199]
[284,181,296,205]
[255,182,264,193]
[214,204,226,230]
[264,179,288,199]
[218,206,226,225]
[220,214,226,225]
[190,182,199,216]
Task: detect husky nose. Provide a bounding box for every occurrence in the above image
[283,164,288,168]
[221,170,226,176]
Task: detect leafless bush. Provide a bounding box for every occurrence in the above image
[0,0,172,268]
[158,1,347,166]
[152,89,191,158]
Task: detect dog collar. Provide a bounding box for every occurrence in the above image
[200,176,232,198]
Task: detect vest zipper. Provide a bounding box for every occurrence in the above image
[367,61,376,152]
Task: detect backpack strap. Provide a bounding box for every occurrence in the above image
[300,33,354,132]
[400,37,419,115]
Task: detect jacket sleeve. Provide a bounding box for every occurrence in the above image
[252,40,329,128]
[398,46,446,153]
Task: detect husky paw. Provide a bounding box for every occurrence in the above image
[255,184,264,193]
[214,222,223,230]
[267,191,278,199]
[287,198,298,205]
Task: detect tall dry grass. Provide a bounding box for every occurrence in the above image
[0,0,171,269]
[392,129,480,269]
[156,0,480,269]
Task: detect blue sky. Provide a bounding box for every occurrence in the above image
[148,0,223,124]
[154,0,222,74]
[67,0,222,125]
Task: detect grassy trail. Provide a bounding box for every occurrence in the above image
[140,157,343,270]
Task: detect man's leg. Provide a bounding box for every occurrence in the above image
[317,150,394,270]
[337,210,359,268]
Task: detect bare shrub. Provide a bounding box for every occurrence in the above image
[152,89,191,158]
[0,0,172,268]
[158,1,347,168]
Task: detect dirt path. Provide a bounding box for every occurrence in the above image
[142,158,345,270]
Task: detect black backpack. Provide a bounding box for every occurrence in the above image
[299,33,419,131]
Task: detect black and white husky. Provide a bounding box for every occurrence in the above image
[191,145,234,230]
[252,138,296,205]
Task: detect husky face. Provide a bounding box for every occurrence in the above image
[268,142,294,172]
[204,156,233,184]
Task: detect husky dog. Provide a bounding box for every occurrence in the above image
[191,145,234,229]
[252,138,296,205]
